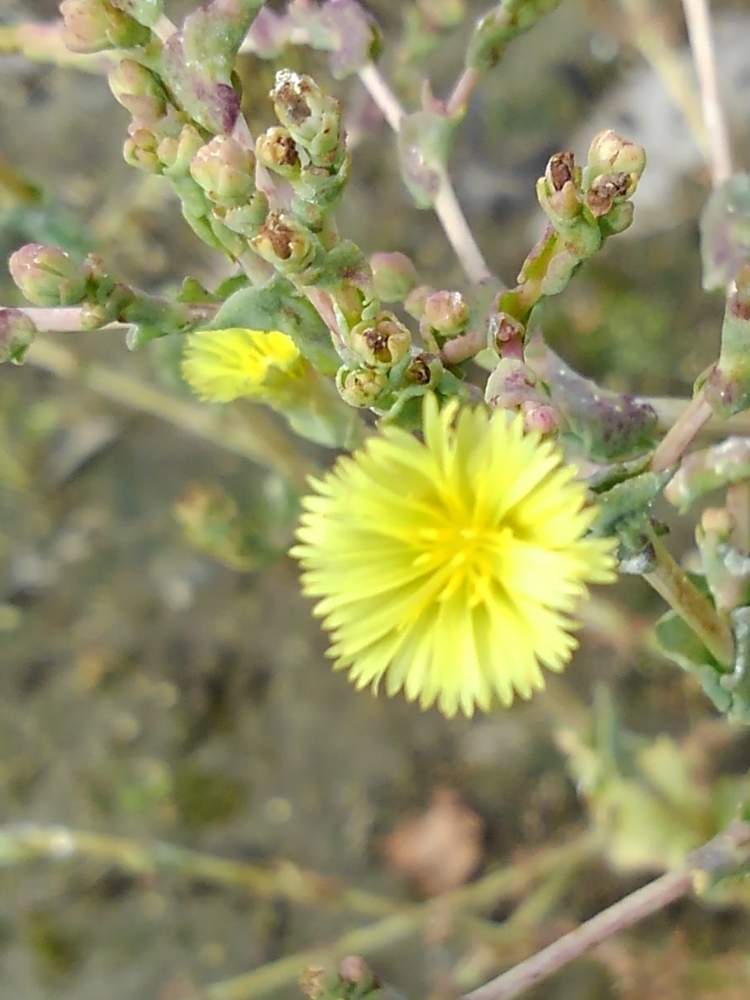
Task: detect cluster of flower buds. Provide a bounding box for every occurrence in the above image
[0,309,37,365]
[336,311,412,409]
[60,0,152,53]
[536,131,646,259]
[261,71,350,225]
[696,505,750,614]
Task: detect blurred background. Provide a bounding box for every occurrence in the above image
[1,1,750,997]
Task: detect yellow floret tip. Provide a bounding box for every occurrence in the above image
[182,327,306,404]
[291,394,617,718]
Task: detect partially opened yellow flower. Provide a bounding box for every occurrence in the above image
[182,327,306,404]
[292,395,616,717]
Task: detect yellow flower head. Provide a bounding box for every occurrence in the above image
[182,327,306,404]
[292,395,616,717]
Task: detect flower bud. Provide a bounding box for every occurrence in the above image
[109,59,166,124]
[404,285,433,320]
[270,70,342,163]
[485,357,540,410]
[488,311,525,354]
[256,127,301,181]
[701,506,733,539]
[60,0,150,53]
[423,289,470,336]
[251,211,319,273]
[521,400,560,435]
[9,244,87,307]
[190,136,256,207]
[0,308,36,365]
[544,150,578,193]
[350,313,411,368]
[370,252,418,303]
[336,366,388,407]
[587,130,646,182]
[405,351,443,387]
[221,193,270,238]
[585,172,634,218]
[158,124,205,175]
[124,127,162,173]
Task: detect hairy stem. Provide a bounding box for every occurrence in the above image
[644,531,735,666]
[357,63,494,286]
[463,821,750,1000]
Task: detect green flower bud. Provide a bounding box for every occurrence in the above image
[270,70,342,163]
[256,127,301,181]
[220,193,270,238]
[336,366,388,407]
[587,130,646,182]
[9,244,87,307]
[371,251,418,303]
[423,289,470,336]
[109,59,167,124]
[404,284,433,320]
[190,136,256,207]
[405,351,443,387]
[0,308,37,365]
[158,124,205,176]
[60,0,150,53]
[599,200,635,236]
[251,211,320,273]
[349,312,411,368]
[124,127,162,173]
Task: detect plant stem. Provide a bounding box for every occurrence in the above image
[650,392,714,472]
[642,395,750,438]
[644,531,734,666]
[357,62,494,286]
[24,337,314,489]
[681,0,733,187]
[0,823,392,916]
[446,67,481,118]
[462,820,750,1000]
[205,836,594,1000]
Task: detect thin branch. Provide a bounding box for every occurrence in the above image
[0,823,394,916]
[643,531,734,666]
[681,0,733,187]
[651,393,714,472]
[462,821,750,1000]
[206,836,594,1000]
[357,62,494,286]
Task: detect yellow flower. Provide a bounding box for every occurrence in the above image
[182,327,306,404]
[292,395,616,717]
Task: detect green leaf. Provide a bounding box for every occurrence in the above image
[397,110,455,208]
[211,279,339,375]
